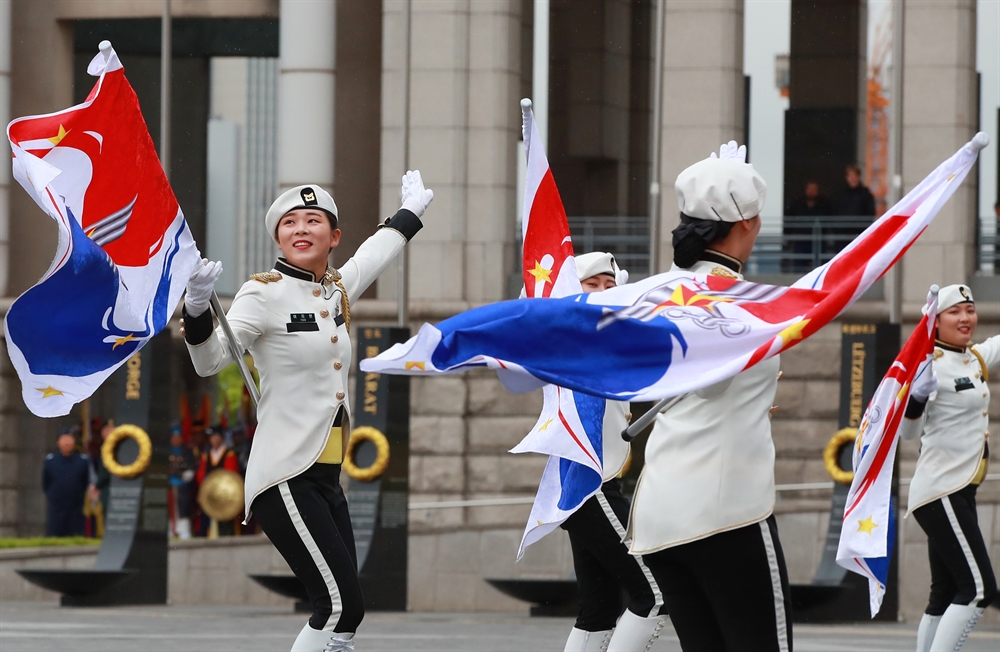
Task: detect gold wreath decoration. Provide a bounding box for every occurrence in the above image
[102,424,153,479]
[343,426,390,482]
[824,427,858,485]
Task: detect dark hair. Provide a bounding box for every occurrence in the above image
[671,214,734,268]
[845,164,862,175]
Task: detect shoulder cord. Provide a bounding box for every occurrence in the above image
[334,277,351,333]
[969,346,988,383]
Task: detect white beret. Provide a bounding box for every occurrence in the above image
[675,157,767,222]
[937,284,974,312]
[576,252,618,280]
[265,185,339,243]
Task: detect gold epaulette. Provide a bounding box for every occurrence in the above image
[710,266,738,279]
[250,271,282,283]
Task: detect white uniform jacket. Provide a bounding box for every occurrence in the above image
[903,335,999,515]
[184,210,421,516]
[603,400,631,482]
[627,255,781,554]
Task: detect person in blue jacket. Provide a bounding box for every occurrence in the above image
[42,429,92,536]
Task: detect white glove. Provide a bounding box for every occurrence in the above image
[710,140,747,163]
[185,258,222,317]
[181,469,195,483]
[910,366,938,402]
[400,170,434,218]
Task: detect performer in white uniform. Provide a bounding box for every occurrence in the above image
[627,143,792,652]
[561,252,667,652]
[181,173,433,652]
[901,284,998,652]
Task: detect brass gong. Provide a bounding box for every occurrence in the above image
[197,469,245,521]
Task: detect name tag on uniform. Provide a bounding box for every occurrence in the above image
[954,377,975,392]
[287,313,319,332]
[334,314,345,327]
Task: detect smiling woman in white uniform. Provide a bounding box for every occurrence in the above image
[627,143,792,652]
[180,172,433,652]
[901,284,998,652]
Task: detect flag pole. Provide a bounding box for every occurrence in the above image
[622,393,685,441]
[210,292,260,408]
[160,0,171,179]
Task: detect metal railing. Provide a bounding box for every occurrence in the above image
[518,216,998,282]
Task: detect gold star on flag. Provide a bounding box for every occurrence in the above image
[112,333,136,350]
[405,361,425,371]
[857,515,878,535]
[539,418,554,431]
[36,386,64,398]
[527,261,552,285]
[778,319,810,346]
[47,125,70,146]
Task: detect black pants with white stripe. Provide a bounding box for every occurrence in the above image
[642,515,792,652]
[912,484,997,614]
[253,463,364,633]
[560,479,666,631]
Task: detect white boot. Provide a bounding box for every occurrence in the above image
[916,614,941,652]
[290,624,331,652]
[607,609,667,652]
[323,632,355,652]
[929,604,984,652]
[175,517,191,540]
[564,627,613,652]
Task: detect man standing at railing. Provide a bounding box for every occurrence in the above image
[836,164,876,218]
[784,181,833,272]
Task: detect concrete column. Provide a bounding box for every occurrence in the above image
[278,0,335,196]
[900,0,978,301]
[654,0,745,272]
[0,0,10,298]
[379,0,522,303]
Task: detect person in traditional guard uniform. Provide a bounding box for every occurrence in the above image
[181,171,433,652]
[627,142,792,652]
[43,429,92,537]
[901,284,998,652]
[561,251,668,652]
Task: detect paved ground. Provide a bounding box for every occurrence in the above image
[0,601,998,651]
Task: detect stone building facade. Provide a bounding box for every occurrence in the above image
[0,0,996,624]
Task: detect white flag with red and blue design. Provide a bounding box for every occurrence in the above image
[361,133,987,406]
[836,288,939,617]
[508,100,607,558]
[5,42,200,417]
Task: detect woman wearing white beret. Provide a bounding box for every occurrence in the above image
[627,142,793,651]
[560,252,668,652]
[902,284,998,652]
[181,172,433,652]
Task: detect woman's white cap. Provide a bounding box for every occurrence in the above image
[937,284,974,312]
[674,157,767,222]
[575,251,628,286]
[265,185,338,242]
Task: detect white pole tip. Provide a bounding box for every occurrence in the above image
[971,132,990,151]
[99,40,112,53]
[929,284,940,294]
[520,98,532,111]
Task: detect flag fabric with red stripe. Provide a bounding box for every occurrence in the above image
[836,288,939,617]
[362,134,988,407]
[510,100,607,557]
[5,43,200,417]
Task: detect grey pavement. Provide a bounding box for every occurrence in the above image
[0,601,998,652]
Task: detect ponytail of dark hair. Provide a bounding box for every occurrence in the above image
[671,213,734,268]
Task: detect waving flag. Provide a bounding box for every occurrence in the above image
[836,288,939,617]
[509,99,606,558]
[5,42,200,417]
[361,133,989,403]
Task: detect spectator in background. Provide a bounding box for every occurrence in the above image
[836,164,876,217]
[89,419,114,515]
[169,427,197,539]
[784,181,832,272]
[43,429,92,536]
